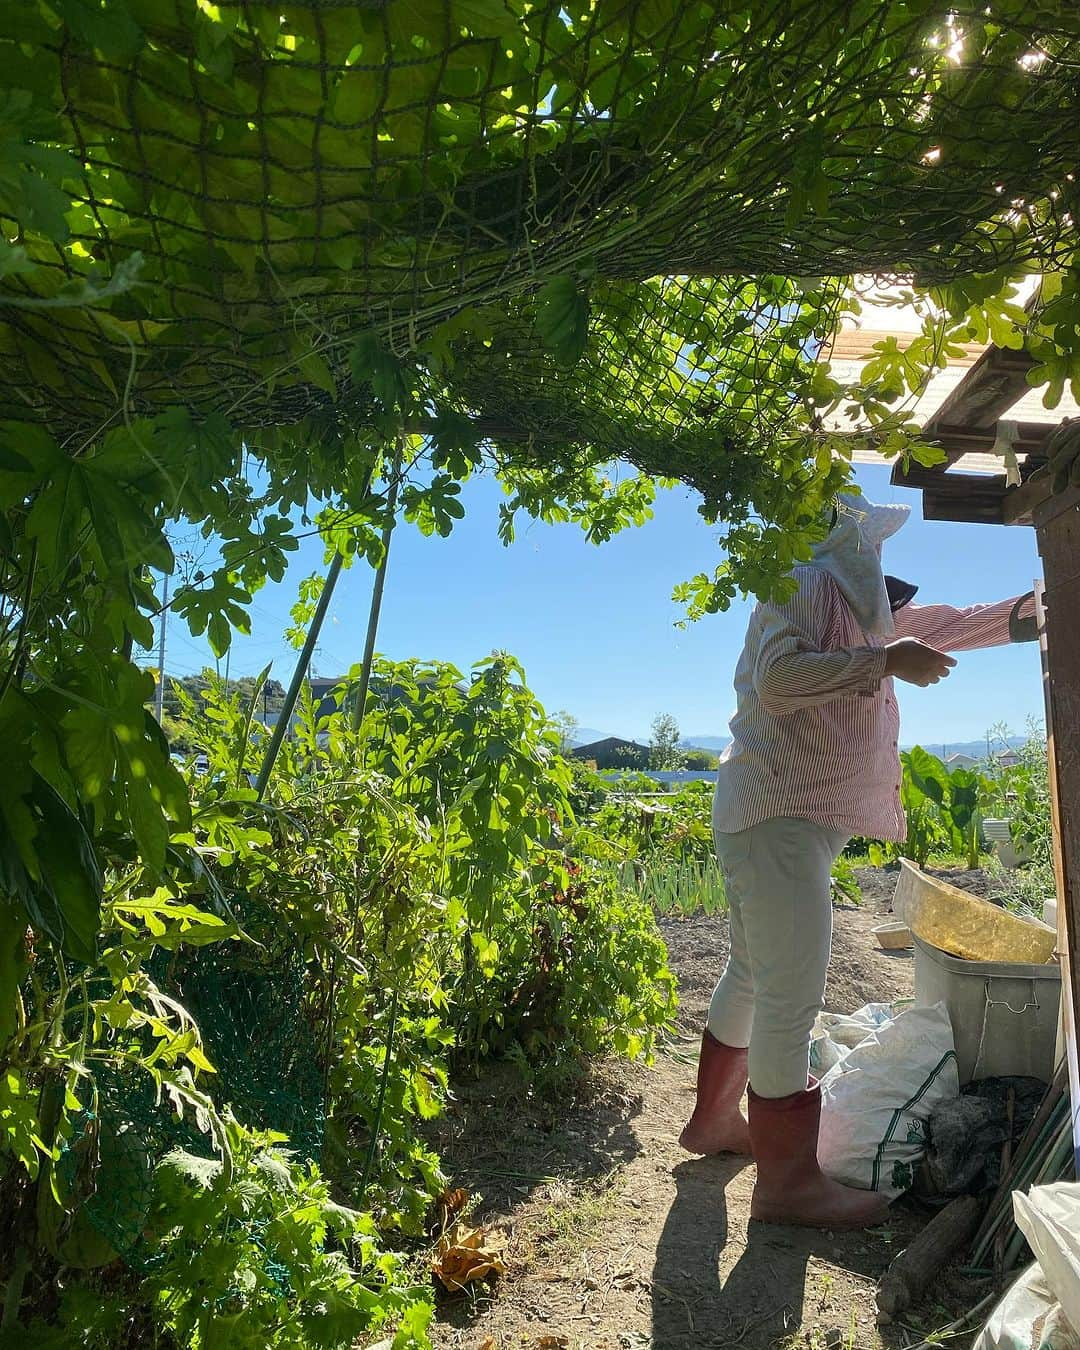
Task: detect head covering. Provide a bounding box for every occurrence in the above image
[884,575,919,612]
[808,493,910,636]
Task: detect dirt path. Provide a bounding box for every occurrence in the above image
[427,869,985,1350]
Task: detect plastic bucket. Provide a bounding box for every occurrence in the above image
[912,934,1061,1085]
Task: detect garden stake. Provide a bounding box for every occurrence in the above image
[359,988,400,1203]
[254,550,344,800]
[254,465,379,798]
[352,443,402,733]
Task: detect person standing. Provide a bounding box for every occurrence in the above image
[679,494,1036,1229]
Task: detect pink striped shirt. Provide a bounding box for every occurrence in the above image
[712,567,1030,842]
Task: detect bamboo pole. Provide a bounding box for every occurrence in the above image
[350,443,402,733]
[254,551,344,801]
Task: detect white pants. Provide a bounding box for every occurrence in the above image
[707,816,849,1098]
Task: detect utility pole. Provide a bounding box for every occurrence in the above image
[154,571,169,722]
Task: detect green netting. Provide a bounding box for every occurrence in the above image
[49,935,328,1271]
[3,1,1080,494]
[167,940,328,1160]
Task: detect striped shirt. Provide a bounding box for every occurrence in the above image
[712,567,1030,842]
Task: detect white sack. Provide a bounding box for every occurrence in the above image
[810,1003,895,1076]
[1014,1183,1080,1335]
[973,1262,1080,1350]
[817,1002,958,1198]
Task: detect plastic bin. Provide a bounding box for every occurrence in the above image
[893,859,1056,964]
[912,934,1062,1086]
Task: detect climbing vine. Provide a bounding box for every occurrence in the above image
[3,1,1080,1339]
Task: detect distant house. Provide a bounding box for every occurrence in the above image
[944,752,979,770]
[309,676,348,721]
[571,736,650,770]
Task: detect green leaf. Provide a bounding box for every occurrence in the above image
[534,275,590,368]
[0,907,28,1047]
[26,775,101,962]
[62,704,116,802]
[207,612,232,658]
[904,746,947,806]
[52,0,144,60]
[348,332,407,412]
[123,768,169,874]
[26,461,86,573]
[296,349,338,397]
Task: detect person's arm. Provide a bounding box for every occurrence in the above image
[753,571,888,716]
[892,593,1035,652]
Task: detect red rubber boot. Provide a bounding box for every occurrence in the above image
[678,1029,752,1155]
[748,1081,890,1229]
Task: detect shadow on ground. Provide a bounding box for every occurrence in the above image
[652,1159,895,1350]
[428,1060,647,1217]
[428,1060,649,1338]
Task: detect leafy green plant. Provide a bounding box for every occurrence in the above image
[830,854,863,907]
[905,747,991,870]
[982,724,1056,914]
[638,858,728,918]
[139,1122,431,1350]
[25,1121,432,1350]
[4,3,1080,1340]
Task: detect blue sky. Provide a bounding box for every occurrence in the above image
[157,461,1045,748]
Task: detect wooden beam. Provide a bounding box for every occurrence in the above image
[1001,472,1054,526]
[890,432,1048,485]
[892,461,1051,526]
[1033,498,1080,1169]
[922,345,1035,439]
[931,421,1053,459]
[891,465,1008,495]
[921,492,1005,525]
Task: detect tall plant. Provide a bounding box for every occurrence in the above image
[905,747,990,870]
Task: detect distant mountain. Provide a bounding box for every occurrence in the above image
[903,735,1030,759]
[570,730,1028,757]
[679,735,731,751]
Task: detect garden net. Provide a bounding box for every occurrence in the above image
[3,1,1080,495]
[54,937,329,1268]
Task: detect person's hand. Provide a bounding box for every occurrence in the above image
[884,638,957,686]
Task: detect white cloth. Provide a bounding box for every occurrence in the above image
[707,815,849,1097]
[807,493,910,637]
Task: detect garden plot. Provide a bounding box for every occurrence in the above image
[423,868,998,1350]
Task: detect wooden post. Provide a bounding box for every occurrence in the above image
[1034,485,1080,1170]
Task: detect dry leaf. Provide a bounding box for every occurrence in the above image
[477,1340,497,1350]
[436,1185,470,1226]
[432,1224,507,1292]
[535,1338,569,1349]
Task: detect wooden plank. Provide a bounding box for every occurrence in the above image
[1001,473,1054,526]
[891,466,1008,495]
[829,328,984,364]
[932,421,1054,460]
[922,492,1004,525]
[922,345,1035,439]
[1034,482,1080,534]
[1034,505,1080,1172]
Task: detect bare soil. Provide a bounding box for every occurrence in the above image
[426,869,997,1350]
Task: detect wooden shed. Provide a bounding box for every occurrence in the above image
[888,345,1080,1165]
